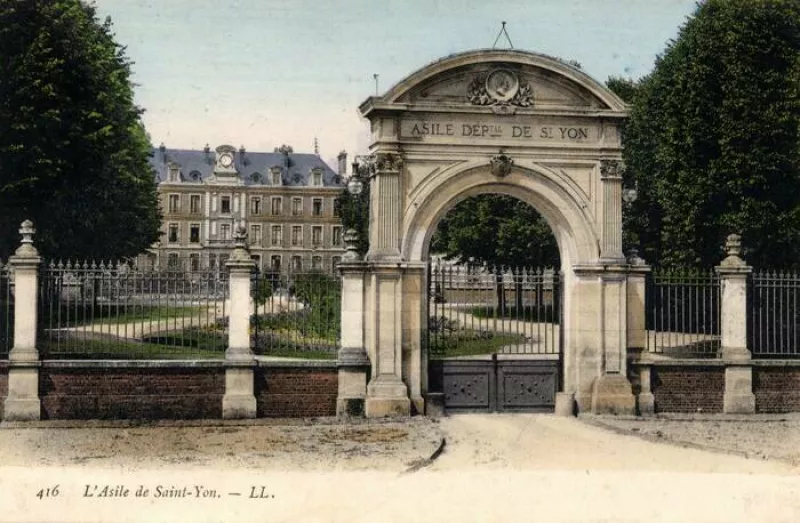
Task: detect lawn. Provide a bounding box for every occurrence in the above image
[469,304,559,323]
[39,304,209,328]
[429,331,526,359]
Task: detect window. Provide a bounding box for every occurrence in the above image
[168,194,180,213]
[271,169,282,186]
[219,254,230,267]
[311,169,323,186]
[271,225,283,246]
[220,223,231,240]
[292,197,303,216]
[189,170,202,182]
[332,256,342,270]
[167,253,179,269]
[291,256,302,271]
[312,198,322,216]
[190,253,200,272]
[250,224,262,245]
[291,225,303,247]
[332,226,342,246]
[251,197,262,215]
[190,224,200,243]
[333,200,340,218]
[168,223,179,243]
[251,254,261,270]
[168,163,180,182]
[312,226,322,247]
[190,194,201,214]
[312,256,322,270]
[270,255,282,271]
[220,196,231,214]
[209,253,217,270]
[271,197,282,216]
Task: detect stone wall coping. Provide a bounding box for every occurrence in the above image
[631,357,800,368]
[40,359,227,369]
[254,356,338,369]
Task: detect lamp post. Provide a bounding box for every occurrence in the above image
[344,158,368,260]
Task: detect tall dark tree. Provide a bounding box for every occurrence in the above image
[0,0,161,260]
[623,0,800,268]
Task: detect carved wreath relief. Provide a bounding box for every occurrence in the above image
[468,68,533,114]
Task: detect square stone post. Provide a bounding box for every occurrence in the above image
[716,234,755,414]
[336,233,370,417]
[625,249,654,415]
[4,220,42,421]
[222,227,257,419]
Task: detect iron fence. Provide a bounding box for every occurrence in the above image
[428,262,561,359]
[37,258,228,359]
[1,260,11,358]
[646,268,721,357]
[749,270,800,358]
[251,268,341,358]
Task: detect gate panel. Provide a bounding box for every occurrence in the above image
[436,360,496,411]
[497,360,558,411]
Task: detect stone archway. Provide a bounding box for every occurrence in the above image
[339,49,643,417]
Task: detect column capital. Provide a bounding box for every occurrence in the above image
[374,152,403,173]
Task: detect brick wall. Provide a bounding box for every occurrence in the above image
[652,365,725,413]
[0,361,7,419]
[255,366,337,418]
[754,366,800,413]
[39,365,225,420]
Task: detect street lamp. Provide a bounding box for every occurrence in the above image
[343,160,367,260]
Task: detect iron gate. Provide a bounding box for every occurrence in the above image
[427,261,562,412]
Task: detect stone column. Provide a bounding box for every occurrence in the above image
[366,153,403,261]
[336,230,370,417]
[637,364,655,416]
[716,234,755,414]
[222,227,257,419]
[364,263,411,417]
[599,160,625,263]
[4,220,42,421]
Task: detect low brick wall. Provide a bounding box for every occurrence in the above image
[0,361,8,419]
[255,361,338,418]
[754,365,800,413]
[651,364,725,413]
[39,362,225,420]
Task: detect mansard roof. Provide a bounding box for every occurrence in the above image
[150,146,343,187]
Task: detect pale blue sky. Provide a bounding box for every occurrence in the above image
[95,0,697,167]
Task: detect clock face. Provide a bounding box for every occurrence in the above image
[219,153,233,168]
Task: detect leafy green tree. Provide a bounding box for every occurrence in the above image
[622,0,800,268]
[605,76,640,104]
[0,0,161,260]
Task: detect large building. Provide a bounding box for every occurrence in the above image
[149,143,348,273]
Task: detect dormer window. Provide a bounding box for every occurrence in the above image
[251,172,261,183]
[270,167,282,186]
[189,170,202,182]
[167,162,180,182]
[311,168,323,187]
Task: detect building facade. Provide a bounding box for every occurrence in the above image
[149,143,347,273]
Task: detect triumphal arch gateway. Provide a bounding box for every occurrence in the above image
[337,49,645,417]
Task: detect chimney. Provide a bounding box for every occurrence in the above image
[337,150,347,176]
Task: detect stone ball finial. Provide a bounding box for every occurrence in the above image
[13,219,40,259]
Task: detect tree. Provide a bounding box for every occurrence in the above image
[0,0,161,260]
[622,0,800,268]
[605,76,640,104]
[431,194,560,312]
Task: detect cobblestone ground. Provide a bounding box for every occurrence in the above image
[584,413,800,466]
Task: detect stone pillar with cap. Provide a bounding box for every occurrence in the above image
[716,233,755,413]
[625,248,654,415]
[222,226,257,419]
[4,220,43,421]
[336,229,370,417]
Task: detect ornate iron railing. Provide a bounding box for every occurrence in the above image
[251,268,341,358]
[646,268,721,357]
[428,262,561,359]
[37,258,228,359]
[749,270,800,358]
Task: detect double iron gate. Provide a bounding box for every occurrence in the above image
[427,262,562,412]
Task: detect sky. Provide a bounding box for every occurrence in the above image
[94,0,698,169]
